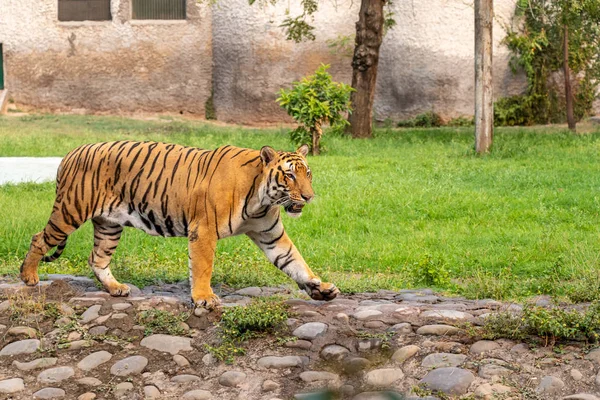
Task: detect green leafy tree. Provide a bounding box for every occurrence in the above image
[277,64,354,155]
[501,0,600,130]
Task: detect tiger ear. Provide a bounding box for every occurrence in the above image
[260,146,277,165]
[296,144,309,157]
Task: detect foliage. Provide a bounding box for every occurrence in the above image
[447,116,474,127]
[477,302,600,345]
[277,64,354,153]
[412,256,451,288]
[397,112,443,128]
[205,297,289,363]
[499,0,600,125]
[136,309,190,337]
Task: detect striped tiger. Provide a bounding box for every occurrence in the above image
[20,141,339,308]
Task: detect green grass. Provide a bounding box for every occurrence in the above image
[2,114,600,301]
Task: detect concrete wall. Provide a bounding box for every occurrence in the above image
[212,0,526,124]
[0,0,212,114]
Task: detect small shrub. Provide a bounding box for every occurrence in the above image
[447,116,474,127]
[205,297,290,363]
[478,311,528,341]
[397,111,443,128]
[136,309,190,337]
[412,255,451,288]
[277,64,354,155]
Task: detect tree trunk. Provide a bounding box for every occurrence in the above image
[474,0,494,154]
[311,121,322,155]
[347,0,385,139]
[563,24,576,132]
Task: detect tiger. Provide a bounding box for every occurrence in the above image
[19,141,340,308]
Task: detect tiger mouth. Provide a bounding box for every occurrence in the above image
[285,203,305,214]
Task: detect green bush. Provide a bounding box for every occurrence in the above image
[136,309,190,337]
[277,64,354,155]
[412,255,451,288]
[397,111,443,128]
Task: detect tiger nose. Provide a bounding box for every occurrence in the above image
[301,194,314,203]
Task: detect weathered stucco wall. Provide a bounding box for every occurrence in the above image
[0,0,212,114]
[212,0,526,124]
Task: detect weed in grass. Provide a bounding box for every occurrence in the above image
[205,297,290,363]
[411,256,451,289]
[355,331,394,350]
[136,309,191,337]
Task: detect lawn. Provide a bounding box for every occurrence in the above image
[2,114,600,302]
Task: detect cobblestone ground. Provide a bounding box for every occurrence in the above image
[0,275,598,400]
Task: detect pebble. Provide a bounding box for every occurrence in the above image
[334,313,349,323]
[144,385,161,399]
[173,354,190,367]
[114,382,134,396]
[88,326,108,336]
[563,395,600,400]
[219,371,247,387]
[510,343,529,353]
[392,345,419,363]
[0,378,24,394]
[416,325,462,336]
[345,357,371,374]
[478,363,512,379]
[7,326,37,338]
[585,348,600,363]
[77,377,103,386]
[474,383,512,398]
[262,380,280,392]
[140,334,193,355]
[235,287,262,296]
[352,310,383,321]
[257,356,308,369]
[64,340,95,350]
[77,350,113,371]
[33,387,66,399]
[80,304,102,323]
[112,303,132,311]
[420,309,473,321]
[0,339,40,356]
[37,366,75,384]
[110,355,148,376]
[67,331,82,341]
[13,357,57,371]
[387,323,412,334]
[182,390,212,400]
[419,367,475,396]
[536,375,565,394]
[299,371,339,382]
[470,340,500,354]
[111,313,128,319]
[319,344,349,361]
[421,353,466,368]
[292,322,328,340]
[365,368,405,387]
[571,369,584,381]
[171,374,201,383]
[285,339,312,349]
[78,393,96,400]
[202,353,215,366]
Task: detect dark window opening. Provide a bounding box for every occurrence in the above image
[58,0,112,21]
[132,0,186,20]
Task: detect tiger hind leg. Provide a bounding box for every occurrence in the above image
[89,218,129,297]
[20,211,77,286]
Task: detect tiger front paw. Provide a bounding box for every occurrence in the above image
[193,291,221,310]
[20,271,39,287]
[301,279,340,301]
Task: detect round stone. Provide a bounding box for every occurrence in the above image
[391,345,420,363]
[320,344,349,361]
[285,339,312,349]
[352,310,383,321]
[571,369,584,381]
[563,394,600,400]
[110,355,148,376]
[219,371,247,387]
[88,326,108,336]
[140,334,193,355]
[80,304,102,323]
[0,378,24,394]
[235,287,262,296]
[33,387,66,399]
[257,356,308,369]
[171,374,201,383]
[182,389,212,400]
[112,303,132,311]
[144,385,161,399]
[0,339,40,356]
[345,357,371,374]
[292,322,328,340]
[474,383,512,398]
[78,393,96,400]
[536,376,565,394]
[77,351,113,371]
[419,367,475,396]
[37,366,75,384]
[478,363,512,379]
[416,325,462,336]
[114,382,133,396]
[387,323,412,334]
[7,326,37,338]
[470,340,500,354]
[262,380,280,392]
[299,371,339,382]
[421,309,474,321]
[77,377,103,387]
[365,368,405,387]
[586,349,600,363]
[421,353,467,368]
[173,354,190,367]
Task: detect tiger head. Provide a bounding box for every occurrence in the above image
[260,144,314,218]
